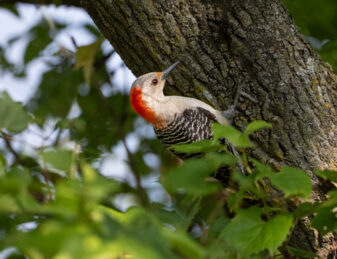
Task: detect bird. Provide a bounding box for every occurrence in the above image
[129,62,243,179]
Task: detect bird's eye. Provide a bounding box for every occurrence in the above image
[151,79,158,85]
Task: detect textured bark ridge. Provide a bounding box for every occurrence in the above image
[81,0,337,256]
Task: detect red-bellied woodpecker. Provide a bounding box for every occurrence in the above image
[130,62,241,164]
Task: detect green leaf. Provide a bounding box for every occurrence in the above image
[0,4,19,16]
[41,149,73,173]
[82,166,120,202]
[41,180,83,218]
[320,190,337,208]
[0,154,6,177]
[0,195,21,213]
[311,207,337,235]
[209,215,230,237]
[0,46,15,73]
[75,38,104,84]
[162,160,220,195]
[84,24,102,37]
[173,196,201,230]
[244,121,271,135]
[0,167,38,212]
[163,229,205,259]
[72,92,136,157]
[251,159,274,180]
[314,169,337,182]
[311,190,337,234]
[0,92,29,133]
[8,166,32,185]
[227,189,244,212]
[133,151,151,175]
[113,207,181,259]
[150,205,184,228]
[0,167,27,195]
[231,170,255,189]
[220,207,293,254]
[28,68,83,122]
[212,123,251,148]
[24,21,53,64]
[171,140,222,154]
[269,167,312,198]
[205,152,237,170]
[294,202,320,219]
[287,246,317,258]
[149,198,201,231]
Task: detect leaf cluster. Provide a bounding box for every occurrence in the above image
[167,122,337,258]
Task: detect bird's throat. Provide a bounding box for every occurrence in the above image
[130,86,164,129]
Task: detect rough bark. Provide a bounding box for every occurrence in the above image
[7,0,337,256]
[79,0,337,256]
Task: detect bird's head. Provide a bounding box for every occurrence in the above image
[130,61,179,96]
[129,62,179,128]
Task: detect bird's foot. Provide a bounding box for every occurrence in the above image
[221,84,257,123]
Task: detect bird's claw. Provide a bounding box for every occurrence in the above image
[222,84,257,123]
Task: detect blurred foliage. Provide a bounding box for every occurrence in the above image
[0,3,336,259]
[0,92,29,133]
[283,0,337,72]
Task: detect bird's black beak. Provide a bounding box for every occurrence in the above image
[161,61,179,80]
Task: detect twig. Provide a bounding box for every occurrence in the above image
[41,167,53,201]
[1,131,25,166]
[122,139,149,206]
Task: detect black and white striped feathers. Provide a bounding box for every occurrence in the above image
[154,107,216,159]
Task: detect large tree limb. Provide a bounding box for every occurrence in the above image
[79,0,337,256]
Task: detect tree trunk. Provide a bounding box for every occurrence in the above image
[79,0,337,256]
[14,0,337,256]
